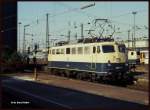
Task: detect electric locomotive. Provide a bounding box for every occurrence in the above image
[48,38,129,81]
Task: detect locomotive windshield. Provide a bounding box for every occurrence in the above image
[118,45,125,53]
[102,45,115,53]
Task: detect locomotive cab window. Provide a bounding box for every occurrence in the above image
[66,48,70,54]
[97,46,100,53]
[118,45,125,53]
[102,45,115,53]
[93,46,96,53]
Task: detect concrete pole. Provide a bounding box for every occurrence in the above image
[18,22,21,52]
[128,30,130,49]
[81,23,84,39]
[132,11,137,50]
[34,66,37,80]
[23,26,25,53]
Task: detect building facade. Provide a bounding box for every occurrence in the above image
[0,1,17,71]
[124,38,149,51]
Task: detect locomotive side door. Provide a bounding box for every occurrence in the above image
[91,46,97,70]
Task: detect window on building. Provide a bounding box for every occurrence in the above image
[48,49,51,54]
[137,51,140,55]
[131,52,134,55]
[84,46,90,54]
[97,46,100,53]
[93,46,96,53]
[78,47,83,54]
[52,49,55,54]
[145,53,148,59]
[143,53,145,58]
[72,48,76,54]
[66,48,70,54]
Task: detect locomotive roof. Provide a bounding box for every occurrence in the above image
[50,41,124,49]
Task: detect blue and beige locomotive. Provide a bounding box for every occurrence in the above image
[48,38,129,81]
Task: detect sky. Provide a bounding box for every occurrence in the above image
[18,1,148,50]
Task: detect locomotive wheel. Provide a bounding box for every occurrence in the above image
[47,68,51,74]
[65,70,70,78]
[76,73,82,80]
[69,71,75,78]
[98,76,103,83]
[90,73,96,82]
[53,69,59,76]
[61,72,65,77]
[50,68,54,75]
[61,70,66,77]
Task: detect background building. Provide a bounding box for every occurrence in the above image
[124,37,148,51]
[0,1,17,71]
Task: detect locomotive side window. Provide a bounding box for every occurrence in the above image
[118,45,125,53]
[84,46,90,54]
[93,46,96,53]
[66,48,70,54]
[72,48,76,54]
[102,45,115,53]
[56,49,60,54]
[97,46,100,53]
[60,49,64,54]
[52,49,55,54]
[78,47,83,54]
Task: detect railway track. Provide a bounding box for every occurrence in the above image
[1,69,148,92]
[38,70,143,90]
[44,72,148,92]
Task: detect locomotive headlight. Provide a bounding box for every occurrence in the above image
[116,58,121,63]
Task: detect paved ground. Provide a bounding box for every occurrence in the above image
[0,72,149,105]
[1,77,149,110]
